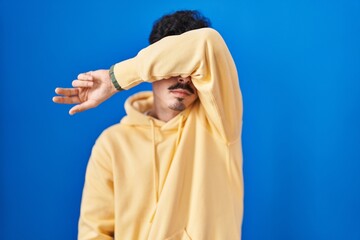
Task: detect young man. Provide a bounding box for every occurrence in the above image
[53,10,243,240]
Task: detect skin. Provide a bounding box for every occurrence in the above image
[53,70,198,122]
[52,70,117,115]
[149,76,198,122]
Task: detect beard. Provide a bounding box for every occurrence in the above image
[168,97,186,111]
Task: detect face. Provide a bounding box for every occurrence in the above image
[152,76,198,112]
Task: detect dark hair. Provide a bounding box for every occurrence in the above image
[149,10,211,44]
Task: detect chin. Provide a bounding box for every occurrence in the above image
[169,102,186,112]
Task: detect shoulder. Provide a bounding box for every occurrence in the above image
[88,123,131,160]
[91,122,124,149]
[96,122,128,142]
[95,120,147,146]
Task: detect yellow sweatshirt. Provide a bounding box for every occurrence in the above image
[78,28,243,240]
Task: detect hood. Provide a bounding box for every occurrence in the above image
[120,91,192,130]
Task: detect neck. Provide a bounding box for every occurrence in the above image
[148,99,181,122]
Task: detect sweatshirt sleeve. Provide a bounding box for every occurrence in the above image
[78,137,115,240]
[112,28,242,143]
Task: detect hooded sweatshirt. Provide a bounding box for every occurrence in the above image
[78,28,243,240]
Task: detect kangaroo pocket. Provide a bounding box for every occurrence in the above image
[163,228,192,240]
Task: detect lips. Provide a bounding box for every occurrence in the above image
[170,89,192,97]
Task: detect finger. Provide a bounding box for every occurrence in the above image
[69,100,98,115]
[77,71,93,81]
[72,79,94,88]
[53,96,81,104]
[55,87,78,96]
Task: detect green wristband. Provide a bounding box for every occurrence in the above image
[109,65,124,91]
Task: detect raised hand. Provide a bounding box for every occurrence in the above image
[53,69,118,115]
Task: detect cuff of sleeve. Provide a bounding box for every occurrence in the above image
[109,64,124,91]
[113,58,142,90]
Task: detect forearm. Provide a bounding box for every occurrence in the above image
[111,28,217,89]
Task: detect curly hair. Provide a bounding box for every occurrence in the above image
[149,10,211,44]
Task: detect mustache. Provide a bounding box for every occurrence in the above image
[168,82,195,94]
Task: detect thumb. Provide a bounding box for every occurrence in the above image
[69,100,98,115]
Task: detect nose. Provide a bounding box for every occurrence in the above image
[178,76,191,83]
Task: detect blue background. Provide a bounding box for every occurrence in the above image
[1,0,359,239]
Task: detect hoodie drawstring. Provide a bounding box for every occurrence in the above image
[149,119,158,223]
[148,114,185,223]
[175,115,184,147]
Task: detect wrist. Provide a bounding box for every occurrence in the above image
[109,64,124,92]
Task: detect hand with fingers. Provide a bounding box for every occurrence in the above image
[53,69,118,115]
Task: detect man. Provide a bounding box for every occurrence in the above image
[53,10,243,240]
